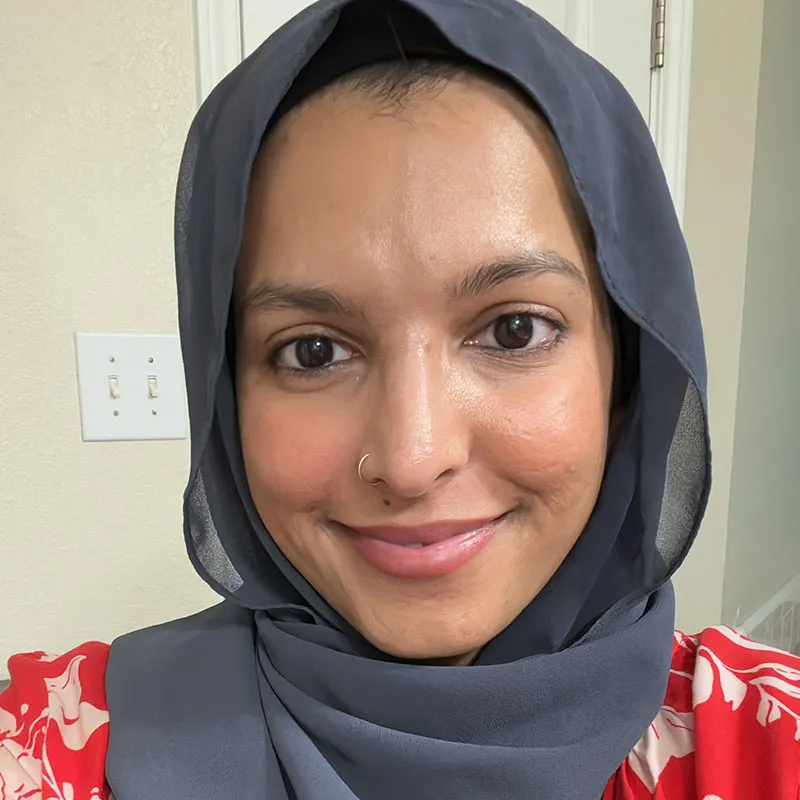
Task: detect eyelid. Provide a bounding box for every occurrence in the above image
[266,331,362,380]
[464,310,567,358]
[265,324,362,353]
[273,337,354,369]
[465,304,565,339]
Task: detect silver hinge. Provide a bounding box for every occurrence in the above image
[651,0,667,69]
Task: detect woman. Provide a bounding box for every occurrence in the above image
[2,1,799,798]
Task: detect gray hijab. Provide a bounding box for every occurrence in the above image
[105,1,710,798]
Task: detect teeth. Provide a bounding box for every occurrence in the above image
[405,543,425,549]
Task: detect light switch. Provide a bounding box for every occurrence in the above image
[74,333,188,442]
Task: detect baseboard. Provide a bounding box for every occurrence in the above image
[738,572,800,655]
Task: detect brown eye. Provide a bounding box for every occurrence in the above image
[273,336,352,371]
[494,314,535,349]
[295,337,334,368]
[468,313,561,353]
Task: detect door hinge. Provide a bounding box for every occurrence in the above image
[651,0,667,69]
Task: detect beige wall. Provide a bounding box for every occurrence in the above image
[672,0,766,633]
[0,1,215,676]
[721,0,800,625]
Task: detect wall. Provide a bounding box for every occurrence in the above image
[721,0,800,626]
[0,1,215,676]
[672,0,766,633]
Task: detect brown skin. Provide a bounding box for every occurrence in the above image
[235,75,615,665]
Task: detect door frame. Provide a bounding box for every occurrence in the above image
[193,0,693,221]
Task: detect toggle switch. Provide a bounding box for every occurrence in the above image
[74,333,187,441]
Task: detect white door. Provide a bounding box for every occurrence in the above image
[240,0,654,122]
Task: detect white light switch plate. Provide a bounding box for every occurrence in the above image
[74,333,188,442]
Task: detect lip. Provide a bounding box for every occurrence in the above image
[337,515,507,580]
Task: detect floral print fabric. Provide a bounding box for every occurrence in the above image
[2,630,798,799]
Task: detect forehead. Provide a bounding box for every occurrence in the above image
[238,76,596,294]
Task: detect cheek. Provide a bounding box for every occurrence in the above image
[480,362,611,492]
[238,387,355,511]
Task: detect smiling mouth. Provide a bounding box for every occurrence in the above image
[334,512,512,579]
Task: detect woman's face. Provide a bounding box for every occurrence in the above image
[235,74,615,664]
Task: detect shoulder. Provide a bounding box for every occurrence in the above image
[0,642,110,800]
[607,627,800,799]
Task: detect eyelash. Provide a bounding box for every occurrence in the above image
[266,311,568,379]
[266,332,358,379]
[468,312,567,360]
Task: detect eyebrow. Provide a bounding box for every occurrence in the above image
[451,250,588,301]
[239,249,587,318]
[239,282,367,319]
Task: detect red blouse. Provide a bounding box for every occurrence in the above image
[1,628,799,799]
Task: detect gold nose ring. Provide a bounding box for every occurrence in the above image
[357,453,380,485]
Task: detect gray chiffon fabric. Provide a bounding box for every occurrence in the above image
[105,1,711,798]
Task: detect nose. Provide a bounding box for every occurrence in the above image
[363,345,470,498]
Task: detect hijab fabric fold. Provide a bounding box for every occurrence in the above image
[105,1,711,798]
